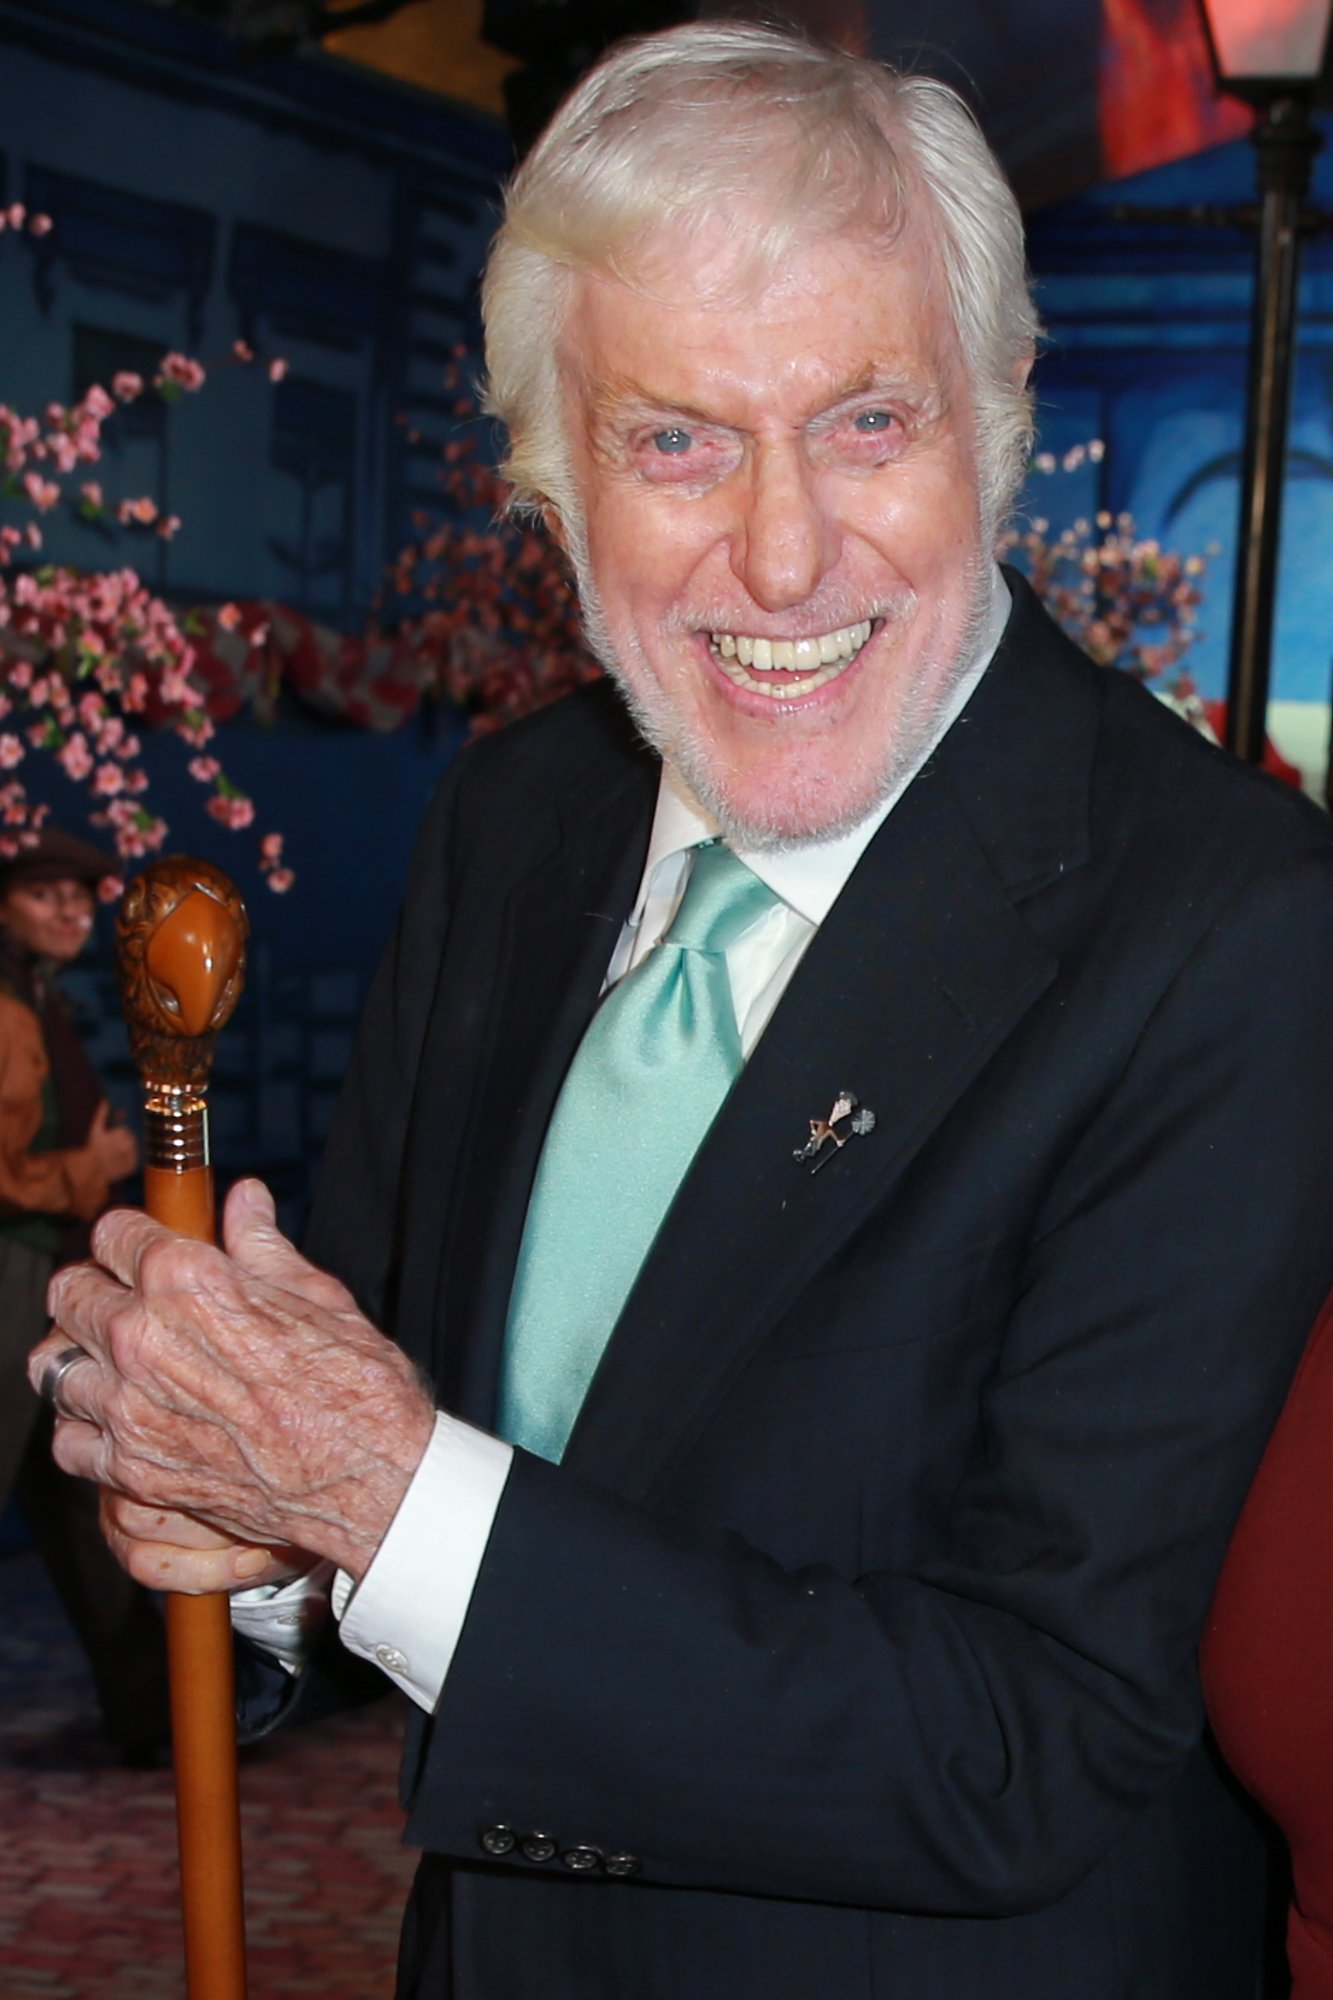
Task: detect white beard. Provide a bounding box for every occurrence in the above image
[570,542,996,852]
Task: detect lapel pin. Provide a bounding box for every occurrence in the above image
[793,1090,877,1174]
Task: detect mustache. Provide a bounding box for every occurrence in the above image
[662,592,915,637]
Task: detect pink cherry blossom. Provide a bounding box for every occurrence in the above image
[0,313,297,884]
[206,792,255,830]
[58,735,94,782]
[22,472,59,511]
[156,352,206,393]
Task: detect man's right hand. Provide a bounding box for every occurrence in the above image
[100,1492,317,1597]
[87,1101,138,1182]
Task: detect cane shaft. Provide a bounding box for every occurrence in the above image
[167,1593,247,2000]
[146,1093,248,2000]
[144,1164,216,1239]
[119,861,253,2000]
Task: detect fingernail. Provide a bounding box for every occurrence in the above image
[234,1548,270,1580]
[241,1179,274,1221]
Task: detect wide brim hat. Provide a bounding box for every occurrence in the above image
[0,827,117,892]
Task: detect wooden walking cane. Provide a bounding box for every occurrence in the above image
[117,856,251,2000]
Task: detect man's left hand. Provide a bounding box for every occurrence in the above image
[28,1177,436,1582]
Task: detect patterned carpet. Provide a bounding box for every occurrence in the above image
[0,1547,416,1998]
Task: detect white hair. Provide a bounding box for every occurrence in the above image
[482,20,1038,545]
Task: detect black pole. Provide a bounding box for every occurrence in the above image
[1225,92,1321,763]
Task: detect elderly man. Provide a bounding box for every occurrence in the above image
[29,23,1333,2000]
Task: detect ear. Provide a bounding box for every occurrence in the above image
[1012,346,1035,393]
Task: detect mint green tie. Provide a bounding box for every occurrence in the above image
[498,841,778,1461]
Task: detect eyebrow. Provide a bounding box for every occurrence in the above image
[584,372,717,433]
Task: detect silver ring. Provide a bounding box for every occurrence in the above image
[39,1345,91,1417]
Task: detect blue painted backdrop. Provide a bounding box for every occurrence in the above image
[1027,132,1333,711]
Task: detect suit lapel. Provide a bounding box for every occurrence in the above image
[563,579,1101,1500]
[426,724,658,1426]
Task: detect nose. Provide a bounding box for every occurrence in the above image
[730,444,839,614]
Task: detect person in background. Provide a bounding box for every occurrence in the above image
[1203,1291,1333,1998]
[0,827,169,1766]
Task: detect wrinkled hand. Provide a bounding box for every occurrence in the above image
[100,1492,317,1597]
[28,1178,436,1581]
[88,1101,138,1182]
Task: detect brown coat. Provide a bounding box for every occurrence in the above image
[0,991,108,1223]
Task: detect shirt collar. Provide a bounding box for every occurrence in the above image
[633,562,1012,929]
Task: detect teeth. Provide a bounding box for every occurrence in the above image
[708,619,873,699]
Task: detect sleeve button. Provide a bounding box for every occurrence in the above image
[373,1644,408,1673]
[520,1832,558,1863]
[561,1845,603,1873]
[478,1825,516,1858]
[603,1852,641,1879]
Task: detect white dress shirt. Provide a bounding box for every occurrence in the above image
[233,565,1012,1707]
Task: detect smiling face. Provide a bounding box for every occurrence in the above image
[0,875,96,965]
[555,217,995,846]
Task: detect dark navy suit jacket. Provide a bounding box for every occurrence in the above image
[305,574,1333,1999]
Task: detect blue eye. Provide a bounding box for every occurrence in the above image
[854,410,892,433]
[652,427,692,454]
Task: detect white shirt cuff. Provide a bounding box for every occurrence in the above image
[230,1560,336,1674]
[334,1409,514,1713]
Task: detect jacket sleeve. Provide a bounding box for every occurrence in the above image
[0,993,108,1222]
[405,845,1333,1916]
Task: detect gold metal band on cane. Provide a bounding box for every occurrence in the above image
[142,1084,211,1171]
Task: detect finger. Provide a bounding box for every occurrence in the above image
[223,1178,357,1311]
[27,1324,100,1404]
[103,1493,239,1552]
[49,1412,112,1486]
[103,1525,264,1596]
[90,1205,206,1294]
[41,1260,130,1369]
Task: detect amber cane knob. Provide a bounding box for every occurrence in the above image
[115,855,251,2000]
[117,856,248,1223]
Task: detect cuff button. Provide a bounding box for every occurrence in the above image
[561,1845,602,1874]
[603,1852,641,1879]
[521,1832,558,1863]
[373,1643,408,1674]
[478,1826,516,1858]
